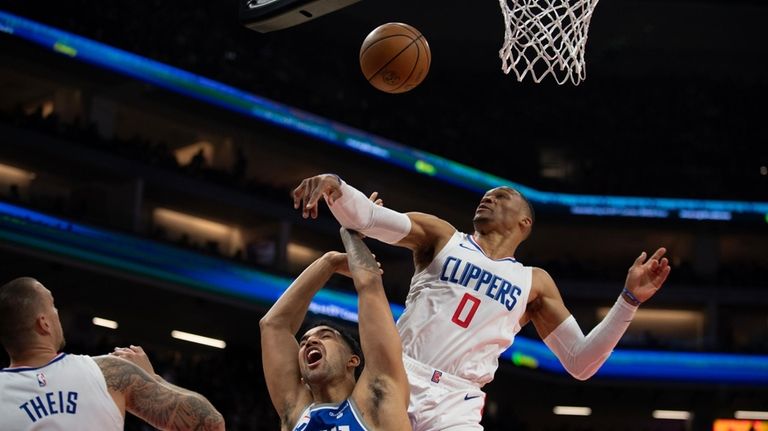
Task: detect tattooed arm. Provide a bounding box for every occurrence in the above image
[94,355,225,431]
[340,228,410,430]
[112,345,200,398]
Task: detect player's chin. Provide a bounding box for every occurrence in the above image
[301,369,325,384]
[473,214,491,225]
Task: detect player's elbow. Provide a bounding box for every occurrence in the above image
[210,413,226,431]
[566,368,595,381]
[200,411,226,431]
[186,395,226,431]
[563,359,601,381]
[258,315,271,329]
[259,314,282,331]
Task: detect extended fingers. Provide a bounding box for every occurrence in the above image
[306,182,325,218]
[112,345,144,355]
[633,251,647,266]
[656,260,672,284]
[368,191,384,206]
[655,257,670,274]
[372,253,384,274]
[292,180,307,210]
[293,180,315,218]
[634,247,667,268]
[644,248,669,270]
[648,247,667,262]
[111,348,134,358]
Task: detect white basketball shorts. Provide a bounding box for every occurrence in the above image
[403,354,486,431]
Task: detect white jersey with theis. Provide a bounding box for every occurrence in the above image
[0,353,123,431]
[396,231,533,386]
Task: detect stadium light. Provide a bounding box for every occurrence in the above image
[653,410,691,420]
[171,330,226,349]
[553,406,592,416]
[735,411,768,420]
[92,317,118,329]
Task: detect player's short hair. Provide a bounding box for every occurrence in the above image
[518,191,536,224]
[300,319,365,380]
[499,186,536,224]
[0,277,44,353]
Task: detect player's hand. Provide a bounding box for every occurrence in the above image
[624,247,671,303]
[111,345,156,377]
[292,174,343,219]
[369,191,383,207]
[322,248,382,278]
[322,251,351,277]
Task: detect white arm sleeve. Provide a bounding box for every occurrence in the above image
[543,296,638,380]
[327,181,412,244]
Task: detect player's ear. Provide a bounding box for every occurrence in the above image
[35,314,51,335]
[519,215,532,229]
[348,354,361,369]
[520,215,533,229]
[519,216,533,239]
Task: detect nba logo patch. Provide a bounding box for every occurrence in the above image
[36,372,47,387]
[431,370,442,384]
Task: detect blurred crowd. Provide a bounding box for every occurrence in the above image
[2,107,766,294]
[3,0,766,201]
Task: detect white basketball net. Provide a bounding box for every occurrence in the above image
[498,0,600,85]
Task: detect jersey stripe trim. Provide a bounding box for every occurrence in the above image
[466,234,518,263]
[347,398,372,431]
[0,353,67,372]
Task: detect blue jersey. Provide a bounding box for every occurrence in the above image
[292,399,370,431]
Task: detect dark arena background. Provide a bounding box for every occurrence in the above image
[1,0,767,430]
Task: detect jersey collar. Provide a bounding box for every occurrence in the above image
[1,353,67,373]
[467,234,518,263]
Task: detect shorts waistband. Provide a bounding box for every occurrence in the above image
[402,354,480,391]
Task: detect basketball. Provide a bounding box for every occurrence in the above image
[359,23,431,94]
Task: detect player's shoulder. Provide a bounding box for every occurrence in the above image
[531,267,557,288]
[91,354,116,365]
[529,266,561,300]
[92,355,140,379]
[66,353,95,362]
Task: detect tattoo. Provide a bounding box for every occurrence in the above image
[340,229,380,275]
[95,356,224,430]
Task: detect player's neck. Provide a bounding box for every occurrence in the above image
[8,345,59,369]
[472,231,520,259]
[310,379,355,405]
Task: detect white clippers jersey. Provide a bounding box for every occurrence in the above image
[396,231,532,386]
[0,353,123,431]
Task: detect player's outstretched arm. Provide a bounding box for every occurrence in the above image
[340,228,410,429]
[528,248,671,380]
[93,355,225,431]
[259,252,347,424]
[111,345,200,398]
[292,174,455,255]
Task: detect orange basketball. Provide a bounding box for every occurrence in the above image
[359,23,431,94]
